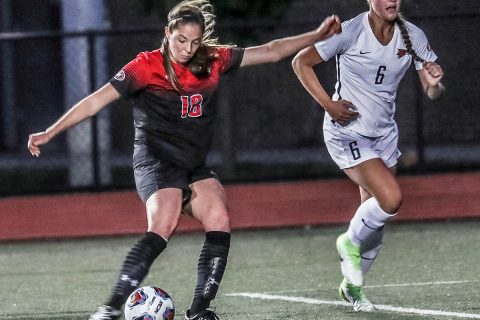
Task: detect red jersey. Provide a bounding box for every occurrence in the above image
[110,47,244,170]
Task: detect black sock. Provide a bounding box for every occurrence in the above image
[190,231,230,314]
[106,232,167,310]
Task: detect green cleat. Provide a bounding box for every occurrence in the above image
[336,233,363,286]
[339,278,375,312]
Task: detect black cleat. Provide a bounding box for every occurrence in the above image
[184,309,220,320]
[88,305,122,320]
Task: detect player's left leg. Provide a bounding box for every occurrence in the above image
[340,157,401,284]
[337,160,400,311]
[356,172,392,276]
[183,178,230,320]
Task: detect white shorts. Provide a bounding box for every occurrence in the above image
[323,122,401,170]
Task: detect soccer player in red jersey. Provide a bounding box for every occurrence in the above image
[27,1,341,319]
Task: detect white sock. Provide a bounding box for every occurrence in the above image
[360,231,383,275]
[347,197,394,245]
[347,197,396,274]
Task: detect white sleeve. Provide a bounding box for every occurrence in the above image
[411,27,438,70]
[314,21,354,61]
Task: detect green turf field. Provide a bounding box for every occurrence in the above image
[1,220,479,320]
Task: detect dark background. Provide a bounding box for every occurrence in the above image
[0,0,479,195]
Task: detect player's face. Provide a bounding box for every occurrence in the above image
[369,0,401,22]
[166,23,203,64]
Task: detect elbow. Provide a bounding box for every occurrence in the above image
[269,47,283,64]
[264,40,283,63]
[292,47,317,75]
[291,54,303,75]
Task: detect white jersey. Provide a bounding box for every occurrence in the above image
[315,12,437,137]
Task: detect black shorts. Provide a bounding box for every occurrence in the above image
[133,145,219,203]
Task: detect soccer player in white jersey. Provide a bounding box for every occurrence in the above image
[292,0,445,312]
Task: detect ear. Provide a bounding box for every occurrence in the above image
[165,26,170,39]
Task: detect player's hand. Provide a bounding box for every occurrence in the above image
[316,15,342,40]
[27,131,51,157]
[324,100,359,126]
[422,61,443,87]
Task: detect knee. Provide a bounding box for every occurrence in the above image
[148,219,178,240]
[378,189,403,214]
[202,208,231,232]
[147,208,181,239]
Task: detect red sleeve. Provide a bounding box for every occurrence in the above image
[217,47,245,74]
[110,52,153,97]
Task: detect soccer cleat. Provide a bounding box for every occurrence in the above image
[88,305,122,320]
[339,278,375,312]
[184,309,220,320]
[336,232,363,286]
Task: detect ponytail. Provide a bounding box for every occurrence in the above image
[395,14,424,64]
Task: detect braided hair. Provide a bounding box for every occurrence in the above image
[395,13,445,99]
[160,0,222,92]
[395,14,424,64]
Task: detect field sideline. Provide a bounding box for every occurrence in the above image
[2,172,480,241]
[1,220,479,320]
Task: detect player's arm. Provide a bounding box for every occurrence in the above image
[240,15,341,67]
[418,61,445,100]
[27,83,121,157]
[292,45,358,125]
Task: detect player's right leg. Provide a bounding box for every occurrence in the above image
[339,202,381,310]
[89,233,169,320]
[89,156,186,320]
[336,231,363,286]
[357,186,384,275]
[89,188,182,320]
[336,228,383,296]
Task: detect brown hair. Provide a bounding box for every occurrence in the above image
[160,0,222,92]
[395,14,425,63]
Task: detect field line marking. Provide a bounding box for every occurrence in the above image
[364,279,478,289]
[226,292,480,319]
[226,292,348,306]
[251,279,479,294]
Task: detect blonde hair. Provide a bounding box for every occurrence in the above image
[160,0,222,91]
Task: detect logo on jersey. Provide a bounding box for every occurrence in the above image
[396,48,408,59]
[114,70,126,81]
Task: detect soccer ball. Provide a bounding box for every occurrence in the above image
[124,286,175,320]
